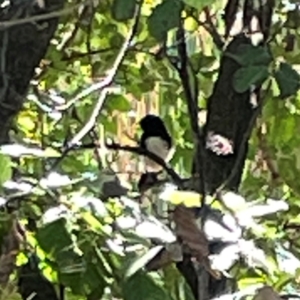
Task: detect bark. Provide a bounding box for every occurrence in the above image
[185,34,257,300]
[176,33,255,300]
[202,33,256,194]
[182,0,274,292]
[0,0,65,142]
[0,0,64,289]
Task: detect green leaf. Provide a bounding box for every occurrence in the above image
[36,218,74,257]
[160,189,202,207]
[190,53,215,72]
[233,66,269,93]
[181,0,210,10]
[59,272,85,295]
[148,0,182,41]
[277,152,300,196]
[226,44,272,67]
[106,94,131,112]
[238,276,265,289]
[164,264,195,300]
[273,272,294,290]
[81,260,106,297]
[274,62,300,98]
[112,0,136,21]
[123,272,172,300]
[43,147,61,157]
[0,154,12,186]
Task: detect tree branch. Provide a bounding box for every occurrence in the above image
[59,3,142,114]
[79,142,184,187]
[66,2,142,147]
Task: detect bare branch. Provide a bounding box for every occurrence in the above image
[202,7,224,49]
[0,3,82,30]
[84,142,184,187]
[67,3,142,147]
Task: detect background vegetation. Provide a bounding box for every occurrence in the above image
[0,0,299,299]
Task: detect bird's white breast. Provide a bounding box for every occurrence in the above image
[144,137,173,172]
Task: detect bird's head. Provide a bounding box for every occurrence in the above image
[139,114,166,132]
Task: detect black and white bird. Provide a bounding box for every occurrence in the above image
[138,114,174,192]
[139,114,173,172]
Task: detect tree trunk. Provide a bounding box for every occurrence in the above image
[0,0,64,288]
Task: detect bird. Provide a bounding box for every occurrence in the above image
[139,114,173,172]
[137,114,174,192]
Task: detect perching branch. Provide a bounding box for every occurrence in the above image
[80,142,184,187]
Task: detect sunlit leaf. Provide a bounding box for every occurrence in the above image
[181,0,211,10]
[238,278,264,290]
[39,172,73,188]
[273,272,294,290]
[134,216,176,243]
[210,243,240,272]
[81,211,109,235]
[43,147,61,157]
[125,245,164,278]
[0,144,60,158]
[239,240,269,271]
[71,194,108,217]
[146,248,174,272]
[106,95,132,112]
[0,153,12,186]
[159,184,201,206]
[204,212,242,242]
[219,191,247,210]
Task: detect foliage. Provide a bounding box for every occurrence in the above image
[0,0,300,299]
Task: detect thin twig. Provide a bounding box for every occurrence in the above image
[67,3,142,147]
[202,7,224,49]
[0,3,83,30]
[171,22,206,203]
[78,142,184,187]
[72,107,102,168]
[58,3,90,52]
[68,88,110,146]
